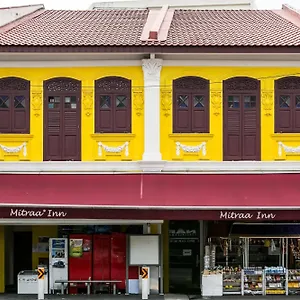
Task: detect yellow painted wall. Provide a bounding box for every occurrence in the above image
[160,66,300,161]
[0,226,4,293]
[0,67,144,161]
[2,66,300,162]
[32,226,57,269]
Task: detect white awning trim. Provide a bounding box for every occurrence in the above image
[0,219,163,225]
[1,160,300,174]
[1,203,300,210]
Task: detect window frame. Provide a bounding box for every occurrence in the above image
[275,76,300,133]
[172,76,209,133]
[94,77,131,133]
[0,77,30,134]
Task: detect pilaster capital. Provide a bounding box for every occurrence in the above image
[142,58,163,82]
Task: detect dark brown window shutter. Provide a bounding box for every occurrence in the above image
[114,94,131,132]
[0,77,30,134]
[174,93,191,133]
[275,94,292,132]
[192,93,209,133]
[173,76,209,133]
[97,95,113,132]
[275,77,300,133]
[95,77,131,133]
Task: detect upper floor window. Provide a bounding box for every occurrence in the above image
[95,76,131,133]
[173,76,209,133]
[0,77,30,133]
[275,76,300,133]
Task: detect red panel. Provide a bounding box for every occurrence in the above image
[93,234,111,280]
[129,266,139,280]
[4,174,300,208]
[69,234,92,289]
[110,233,126,290]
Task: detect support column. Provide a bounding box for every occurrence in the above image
[142,58,163,161]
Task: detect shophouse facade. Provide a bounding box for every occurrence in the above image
[1,3,300,295]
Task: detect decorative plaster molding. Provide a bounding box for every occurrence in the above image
[98,142,129,157]
[175,142,206,157]
[0,142,27,157]
[32,92,42,117]
[278,142,300,157]
[133,89,144,116]
[142,59,163,82]
[262,91,273,117]
[83,90,93,117]
[211,91,222,116]
[161,89,172,117]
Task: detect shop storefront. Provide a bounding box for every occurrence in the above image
[203,222,300,296]
[1,173,300,295]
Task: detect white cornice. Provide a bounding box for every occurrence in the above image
[1,161,300,174]
[0,60,142,68]
[163,59,300,67]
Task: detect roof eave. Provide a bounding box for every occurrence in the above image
[0,45,300,54]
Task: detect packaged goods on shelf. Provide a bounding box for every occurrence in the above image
[242,267,264,296]
[223,266,242,295]
[264,266,288,296]
[288,269,300,295]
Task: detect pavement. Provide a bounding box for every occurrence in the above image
[0,294,187,300]
[0,294,300,300]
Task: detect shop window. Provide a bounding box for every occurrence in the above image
[173,76,209,133]
[275,76,300,133]
[0,77,30,133]
[95,76,131,133]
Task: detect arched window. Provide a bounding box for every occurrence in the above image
[173,76,209,133]
[0,77,30,133]
[275,76,300,133]
[95,76,131,133]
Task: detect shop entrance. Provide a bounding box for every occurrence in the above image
[169,220,200,293]
[13,231,32,289]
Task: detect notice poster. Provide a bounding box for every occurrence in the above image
[69,239,83,257]
[83,239,91,252]
[37,236,50,253]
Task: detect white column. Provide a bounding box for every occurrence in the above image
[142,58,163,161]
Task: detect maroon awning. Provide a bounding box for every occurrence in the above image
[0,173,299,208]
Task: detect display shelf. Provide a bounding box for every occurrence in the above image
[222,268,242,295]
[242,267,264,296]
[264,267,288,296]
[288,269,300,295]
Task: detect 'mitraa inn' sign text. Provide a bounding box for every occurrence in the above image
[9,208,67,218]
[219,210,276,220]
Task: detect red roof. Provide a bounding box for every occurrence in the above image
[1,7,300,50]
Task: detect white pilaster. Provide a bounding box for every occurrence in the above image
[142,58,163,161]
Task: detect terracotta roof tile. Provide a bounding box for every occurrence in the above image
[0,9,148,46]
[1,8,300,48]
[160,10,300,47]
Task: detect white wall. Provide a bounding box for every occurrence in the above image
[0,5,44,27]
[90,0,254,9]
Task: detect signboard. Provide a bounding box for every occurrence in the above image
[38,267,45,280]
[0,206,298,220]
[140,267,149,279]
[129,235,160,266]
